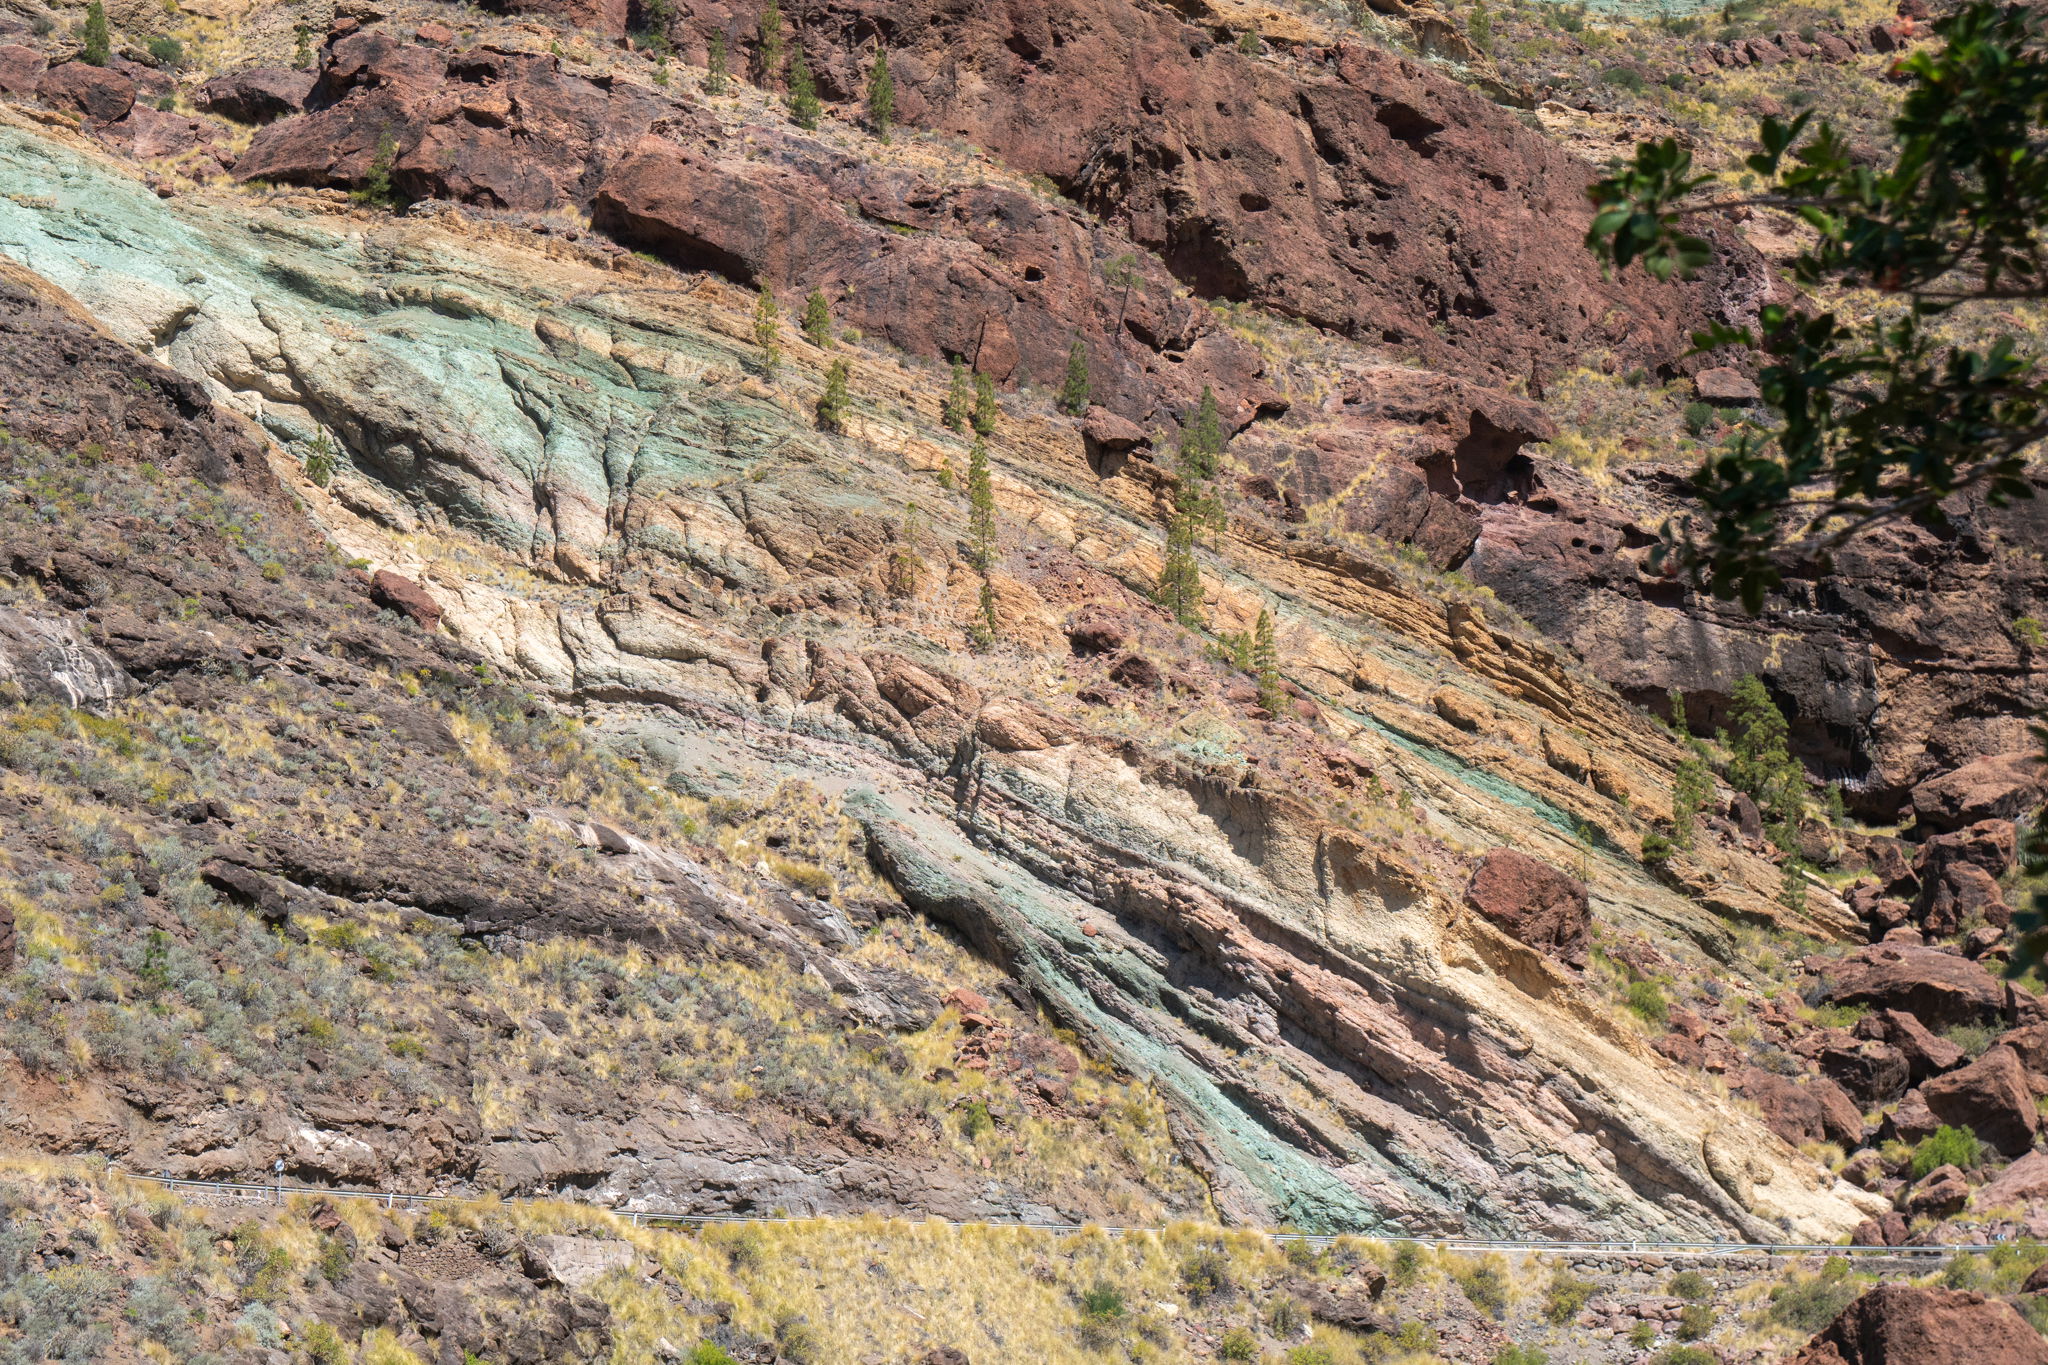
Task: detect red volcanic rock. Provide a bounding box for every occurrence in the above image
[592,136,1273,423]
[0,43,47,95]
[96,108,231,166]
[0,893,11,972]
[1880,1088,1941,1145]
[1735,1070,1864,1148]
[238,34,670,212]
[1921,1045,2039,1156]
[1065,606,1131,657]
[196,67,314,123]
[499,0,626,35]
[37,62,136,122]
[369,570,441,632]
[1786,1283,2048,1365]
[1855,1009,1966,1084]
[705,3,1756,383]
[1694,366,1760,404]
[1818,1038,1910,1106]
[1903,1163,1970,1217]
[1912,752,2047,833]
[1463,849,1588,968]
[1079,406,1150,476]
[1818,943,2005,1029]
[1978,1150,2048,1209]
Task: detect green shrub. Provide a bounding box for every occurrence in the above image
[1655,1350,1717,1365]
[1682,402,1715,437]
[1912,1125,1984,1179]
[1628,1322,1655,1349]
[1218,1327,1258,1361]
[2016,1292,2048,1337]
[1989,1238,2048,1291]
[1080,1282,1124,1321]
[303,1322,349,1365]
[687,1346,737,1365]
[1544,1270,1595,1325]
[1641,830,1675,864]
[1285,1350,1334,1365]
[1390,1241,1424,1287]
[958,1100,992,1140]
[1675,1301,1714,1340]
[1600,65,1646,92]
[1267,1295,1305,1336]
[1180,1248,1232,1304]
[1625,979,1668,1027]
[1768,1258,1860,1332]
[1495,1348,1548,1365]
[1943,1252,1988,1291]
[1454,1257,1509,1319]
[2014,616,2045,649]
[146,34,183,66]
[1668,1269,1710,1301]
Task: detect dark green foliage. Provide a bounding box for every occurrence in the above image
[1468,0,1494,53]
[350,129,403,209]
[787,43,820,130]
[1454,1259,1509,1319]
[1912,1124,1985,1178]
[146,35,184,68]
[1641,830,1674,864]
[293,23,313,70]
[866,49,894,140]
[971,372,999,436]
[1494,1349,1547,1365]
[1585,2,2048,610]
[1155,505,1202,627]
[1668,1270,1711,1301]
[942,362,972,431]
[1725,675,1805,838]
[1767,1256,1860,1332]
[802,289,832,348]
[640,0,675,49]
[1544,1270,1595,1325]
[1390,1241,1423,1287]
[1672,749,1714,850]
[653,54,671,85]
[1654,1350,1718,1365]
[1675,1302,1714,1340]
[1625,979,1668,1027]
[1179,1248,1233,1304]
[1600,65,1645,93]
[1218,1327,1258,1360]
[966,437,996,572]
[816,359,850,431]
[1057,337,1090,415]
[705,30,728,94]
[1253,607,1283,713]
[689,1345,739,1365]
[756,0,782,81]
[1080,1282,1125,1320]
[81,0,110,66]
[1682,401,1715,437]
[753,286,780,379]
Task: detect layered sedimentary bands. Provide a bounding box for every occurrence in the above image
[0,0,2045,1280]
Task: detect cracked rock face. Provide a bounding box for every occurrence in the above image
[0,120,1895,1240]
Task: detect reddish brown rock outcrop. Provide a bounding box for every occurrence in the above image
[1920,1045,2040,1156]
[1735,1070,1864,1149]
[0,43,46,95]
[707,2,1755,382]
[1820,944,2006,1030]
[1786,1282,2048,1365]
[37,62,136,122]
[370,570,442,632]
[195,67,314,124]
[1913,752,2048,834]
[1463,848,1588,968]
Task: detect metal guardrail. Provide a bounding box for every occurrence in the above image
[112,1172,1986,1259]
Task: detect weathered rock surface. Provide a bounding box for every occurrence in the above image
[1818,944,2006,1030]
[195,66,314,123]
[1786,1282,2048,1365]
[1920,1045,2040,1156]
[36,61,136,122]
[1463,848,1589,968]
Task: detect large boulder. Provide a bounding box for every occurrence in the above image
[1786,1282,2048,1365]
[0,607,134,710]
[195,67,315,123]
[1819,944,2005,1029]
[36,62,136,122]
[1462,849,1589,968]
[520,1234,640,1289]
[0,43,47,95]
[1735,1070,1865,1149]
[1818,1038,1910,1106]
[1913,752,2047,833]
[1920,1045,2040,1156]
[370,571,442,633]
[1903,1163,1970,1218]
[1976,1149,2048,1210]
[1855,1009,1966,1084]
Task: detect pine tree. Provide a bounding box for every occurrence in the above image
[802,289,833,347]
[971,372,999,436]
[787,43,821,130]
[965,437,996,571]
[1253,607,1283,713]
[351,128,402,209]
[293,23,314,71]
[81,0,110,66]
[1182,385,1225,479]
[705,30,729,94]
[752,285,781,380]
[1671,748,1713,851]
[1155,499,1203,628]
[1057,338,1090,416]
[1725,674,1804,834]
[972,576,999,651]
[757,0,783,83]
[941,362,972,430]
[817,359,850,431]
[654,53,671,85]
[866,49,895,141]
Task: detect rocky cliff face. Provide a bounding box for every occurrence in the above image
[0,0,2042,1299]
